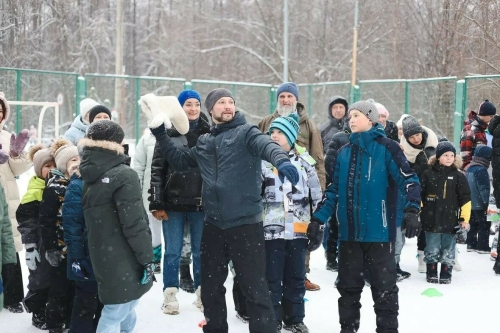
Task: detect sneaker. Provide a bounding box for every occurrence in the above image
[396,265,411,282]
[236,312,250,323]
[305,278,320,291]
[163,287,179,315]
[283,322,309,333]
[4,303,24,313]
[193,286,203,312]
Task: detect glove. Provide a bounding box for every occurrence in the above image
[455,224,468,244]
[141,262,157,285]
[25,244,41,271]
[306,218,325,252]
[0,144,9,164]
[402,209,421,238]
[45,249,61,267]
[276,160,300,185]
[149,123,167,137]
[2,263,16,283]
[72,259,92,279]
[10,129,30,157]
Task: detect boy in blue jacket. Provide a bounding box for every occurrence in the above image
[309,100,421,333]
[465,145,492,253]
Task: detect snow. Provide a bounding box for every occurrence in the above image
[1,171,499,332]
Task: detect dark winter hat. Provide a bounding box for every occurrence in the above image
[269,113,300,148]
[178,90,201,107]
[402,115,424,139]
[435,140,456,160]
[204,88,235,113]
[473,145,492,161]
[88,105,112,123]
[478,99,497,116]
[348,100,379,124]
[329,96,348,111]
[276,82,299,101]
[87,120,125,144]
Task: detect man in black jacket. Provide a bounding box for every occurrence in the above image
[149,88,300,333]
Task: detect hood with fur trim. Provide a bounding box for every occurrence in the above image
[428,154,463,170]
[79,138,129,184]
[0,92,10,129]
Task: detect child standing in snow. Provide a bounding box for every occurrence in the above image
[16,145,56,329]
[421,141,471,284]
[262,114,322,333]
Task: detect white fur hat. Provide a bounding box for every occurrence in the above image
[79,98,100,119]
[139,94,189,134]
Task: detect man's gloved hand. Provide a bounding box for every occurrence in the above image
[402,208,421,238]
[2,263,16,283]
[149,123,167,137]
[306,217,325,252]
[0,144,9,164]
[45,249,61,267]
[141,262,157,285]
[276,160,299,185]
[25,244,41,271]
[10,129,30,157]
[72,259,92,279]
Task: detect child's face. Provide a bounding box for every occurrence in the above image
[41,161,56,179]
[408,133,423,145]
[439,152,455,167]
[349,110,372,133]
[92,112,110,122]
[66,156,81,176]
[270,129,291,151]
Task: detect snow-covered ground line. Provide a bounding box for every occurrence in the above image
[1,168,498,332]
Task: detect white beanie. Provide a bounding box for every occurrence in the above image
[396,114,410,127]
[79,98,99,119]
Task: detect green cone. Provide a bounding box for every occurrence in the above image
[421,288,443,297]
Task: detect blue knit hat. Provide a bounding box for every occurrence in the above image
[474,145,492,161]
[276,82,299,101]
[178,90,201,107]
[269,113,300,147]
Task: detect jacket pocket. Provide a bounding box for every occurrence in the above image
[381,200,387,228]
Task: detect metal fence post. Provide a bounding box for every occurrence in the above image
[75,76,87,115]
[135,78,141,143]
[453,80,466,147]
[15,69,22,133]
[269,87,276,114]
[404,81,410,114]
[183,81,192,90]
[307,85,313,117]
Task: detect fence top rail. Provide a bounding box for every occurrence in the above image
[297,81,351,87]
[464,74,500,80]
[191,79,272,88]
[85,73,186,82]
[359,76,457,84]
[9,101,59,106]
[0,67,78,76]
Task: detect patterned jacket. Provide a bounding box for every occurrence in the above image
[460,111,488,170]
[262,145,322,240]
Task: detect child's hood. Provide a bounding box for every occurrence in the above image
[20,176,46,204]
[428,155,463,170]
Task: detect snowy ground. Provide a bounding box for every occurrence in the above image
[1,171,498,332]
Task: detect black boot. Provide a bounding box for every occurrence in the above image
[439,264,452,284]
[32,312,47,330]
[426,263,438,283]
[325,252,338,271]
[493,259,500,275]
[396,264,411,281]
[179,264,195,293]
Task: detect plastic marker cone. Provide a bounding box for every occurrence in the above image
[421,288,443,297]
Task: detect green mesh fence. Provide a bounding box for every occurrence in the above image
[464,75,500,114]
[191,80,273,125]
[359,79,407,125]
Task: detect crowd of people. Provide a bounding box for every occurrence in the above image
[0,83,498,333]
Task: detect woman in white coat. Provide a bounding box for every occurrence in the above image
[0,92,32,313]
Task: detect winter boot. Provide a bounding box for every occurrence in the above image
[163,287,179,315]
[236,312,250,323]
[153,244,162,274]
[283,322,310,333]
[4,302,24,313]
[426,263,438,284]
[439,264,452,284]
[325,252,338,272]
[396,264,411,281]
[454,248,462,271]
[179,264,195,293]
[493,259,500,275]
[49,328,63,333]
[32,312,47,330]
[305,277,320,291]
[417,251,426,273]
[193,286,203,312]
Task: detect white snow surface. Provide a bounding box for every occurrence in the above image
[1,169,498,332]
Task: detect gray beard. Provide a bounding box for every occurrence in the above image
[276,103,296,117]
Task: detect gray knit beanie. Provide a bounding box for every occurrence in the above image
[204,88,235,113]
[402,115,424,139]
[348,100,379,124]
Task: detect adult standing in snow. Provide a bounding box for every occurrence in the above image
[0,179,17,313]
[318,96,348,154]
[64,98,99,145]
[148,88,299,333]
[0,92,32,313]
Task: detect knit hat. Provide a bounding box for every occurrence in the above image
[51,139,79,175]
[178,90,201,107]
[396,114,410,127]
[478,99,497,116]
[87,120,125,144]
[269,113,300,148]
[348,100,379,124]
[79,98,99,120]
[402,115,424,139]
[88,105,111,123]
[204,88,235,113]
[474,145,492,161]
[435,140,456,160]
[276,82,299,101]
[29,144,54,178]
[374,102,389,118]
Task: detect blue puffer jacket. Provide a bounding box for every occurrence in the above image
[62,173,95,281]
[313,125,421,242]
[64,116,88,146]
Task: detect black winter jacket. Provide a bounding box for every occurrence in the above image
[420,156,471,234]
[488,114,500,208]
[318,96,349,154]
[149,117,211,212]
[324,121,351,185]
[153,111,290,229]
[384,120,399,142]
[80,139,153,304]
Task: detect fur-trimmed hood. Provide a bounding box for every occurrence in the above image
[0,91,10,129]
[428,154,463,170]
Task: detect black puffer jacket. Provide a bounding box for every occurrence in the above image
[149,117,211,212]
[324,121,351,185]
[80,139,153,305]
[488,114,500,208]
[384,120,399,142]
[318,96,348,154]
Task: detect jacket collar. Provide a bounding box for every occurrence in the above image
[349,123,386,150]
[211,111,246,135]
